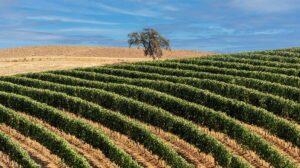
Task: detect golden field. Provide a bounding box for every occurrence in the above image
[0,46,213,76]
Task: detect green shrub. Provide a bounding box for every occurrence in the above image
[0,78,250,168]
[22,72,298,168]
[0,80,194,168]
[208,57,300,69]
[227,53,300,63]
[80,65,300,102]
[169,59,300,77]
[0,130,39,168]
[0,91,140,168]
[49,69,300,122]
[0,102,90,167]
[135,61,300,88]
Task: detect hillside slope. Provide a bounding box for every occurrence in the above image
[0,47,299,168]
[0,46,212,76]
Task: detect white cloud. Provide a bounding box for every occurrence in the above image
[162,5,179,12]
[230,0,300,13]
[0,30,63,41]
[252,29,292,35]
[57,28,128,34]
[96,3,158,17]
[26,16,118,25]
[55,27,132,39]
[123,1,179,12]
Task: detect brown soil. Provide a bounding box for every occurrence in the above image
[63,108,219,168]
[42,70,269,167]
[197,126,271,168]
[62,110,169,168]
[0,124,66,168]
[146,125,218,168]
[17,112,118,168]
[0,150,21,168]
[244,123,300,166]
[0,46,213,76]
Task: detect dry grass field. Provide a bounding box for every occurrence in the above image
[0,46,213,76]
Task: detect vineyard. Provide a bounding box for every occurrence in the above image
[0,47,299,168]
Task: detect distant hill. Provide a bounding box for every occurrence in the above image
[0,46,213,76]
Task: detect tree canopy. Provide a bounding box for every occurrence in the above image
[128,28,170,59]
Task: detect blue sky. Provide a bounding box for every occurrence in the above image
[0,0,300,52]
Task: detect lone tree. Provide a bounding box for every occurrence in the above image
[128,28,170,59]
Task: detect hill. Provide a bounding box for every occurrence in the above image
[0,46,213,76]
[0,47,299,168]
